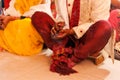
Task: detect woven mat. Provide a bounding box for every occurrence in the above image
[0,51,109,80]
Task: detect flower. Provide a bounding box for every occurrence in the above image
[50,46,78,75]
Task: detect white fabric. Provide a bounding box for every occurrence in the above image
[55,0,111,38]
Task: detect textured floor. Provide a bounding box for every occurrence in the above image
[0,49,119,80]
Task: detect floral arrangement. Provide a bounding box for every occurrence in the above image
[50,46,81,75]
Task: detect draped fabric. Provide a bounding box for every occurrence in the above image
[14,0,43,14]
[50,0,56,18]
[4,0,11,9]
[70,0,80,28]
[50,0,81,75]
[0,0,44,55]
[0,18,44,55]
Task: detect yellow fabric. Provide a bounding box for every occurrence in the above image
[14,0,43,14]
[0,18,44,55]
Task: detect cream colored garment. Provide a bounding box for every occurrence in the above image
[115,42,120,51]
[55,0,111,38]
[55,0,115,62]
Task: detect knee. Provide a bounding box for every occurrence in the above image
[31,11,55,28]
[95,20,113,33]
[32,11,50,19]
[31,11,50,24]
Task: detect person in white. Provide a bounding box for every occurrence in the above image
[31,0,115,75]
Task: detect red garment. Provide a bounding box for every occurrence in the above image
[4,0,11,9]
[109,9,120,42]
[70,0,80,28]
[31,12,112,75]
[50,0,57,18]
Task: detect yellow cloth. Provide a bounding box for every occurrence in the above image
[14,0,43,14]
[0,18,44,55]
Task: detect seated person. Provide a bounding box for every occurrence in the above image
[109,0,120,60]
[0,0,52,55]
[31,0,115,75]
[109,0,120,42]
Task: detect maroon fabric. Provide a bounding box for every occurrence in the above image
[74,20,112,59]
[70,0,80,28]
[50,0,57,18]
[32,12,112,75]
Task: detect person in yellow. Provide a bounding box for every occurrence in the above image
[0,0,53,55]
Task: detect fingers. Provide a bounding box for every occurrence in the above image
[0,16,17,29]
[51,30,68,39]
[51,24,60,36]
[0,17,4,29]
[51,27,57,36]
[55,32,67,39]
[51,22,65,39]
[52,21,65,32]
[57,22,65,27]
[57,22,65,30]
[0,19,6,29]
[0,15,6,20]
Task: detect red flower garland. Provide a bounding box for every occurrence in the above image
[50,46,77,75]
[50,0,80,75]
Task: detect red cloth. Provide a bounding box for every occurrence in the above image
[4,0,11,9]
[70,0,80,28]
[31,12,112,75]
[50,1,57,18]
[109,9,120,42]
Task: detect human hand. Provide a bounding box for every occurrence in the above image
[0,15,18,29]
[52,29,75,40]
[53,29,69,39]
[51,21,65,39]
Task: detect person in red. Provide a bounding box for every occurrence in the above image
[109,0,120,42]
[109,0,120,60]
[31,0,113,75]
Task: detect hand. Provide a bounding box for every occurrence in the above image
[52,29,75,40]
[0,15,18,29]
[51,21,65,39]
[54,29,69,39]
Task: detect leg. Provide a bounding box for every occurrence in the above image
[31,11,68,50]
[32,12,77,75]
[74,20,113,60]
